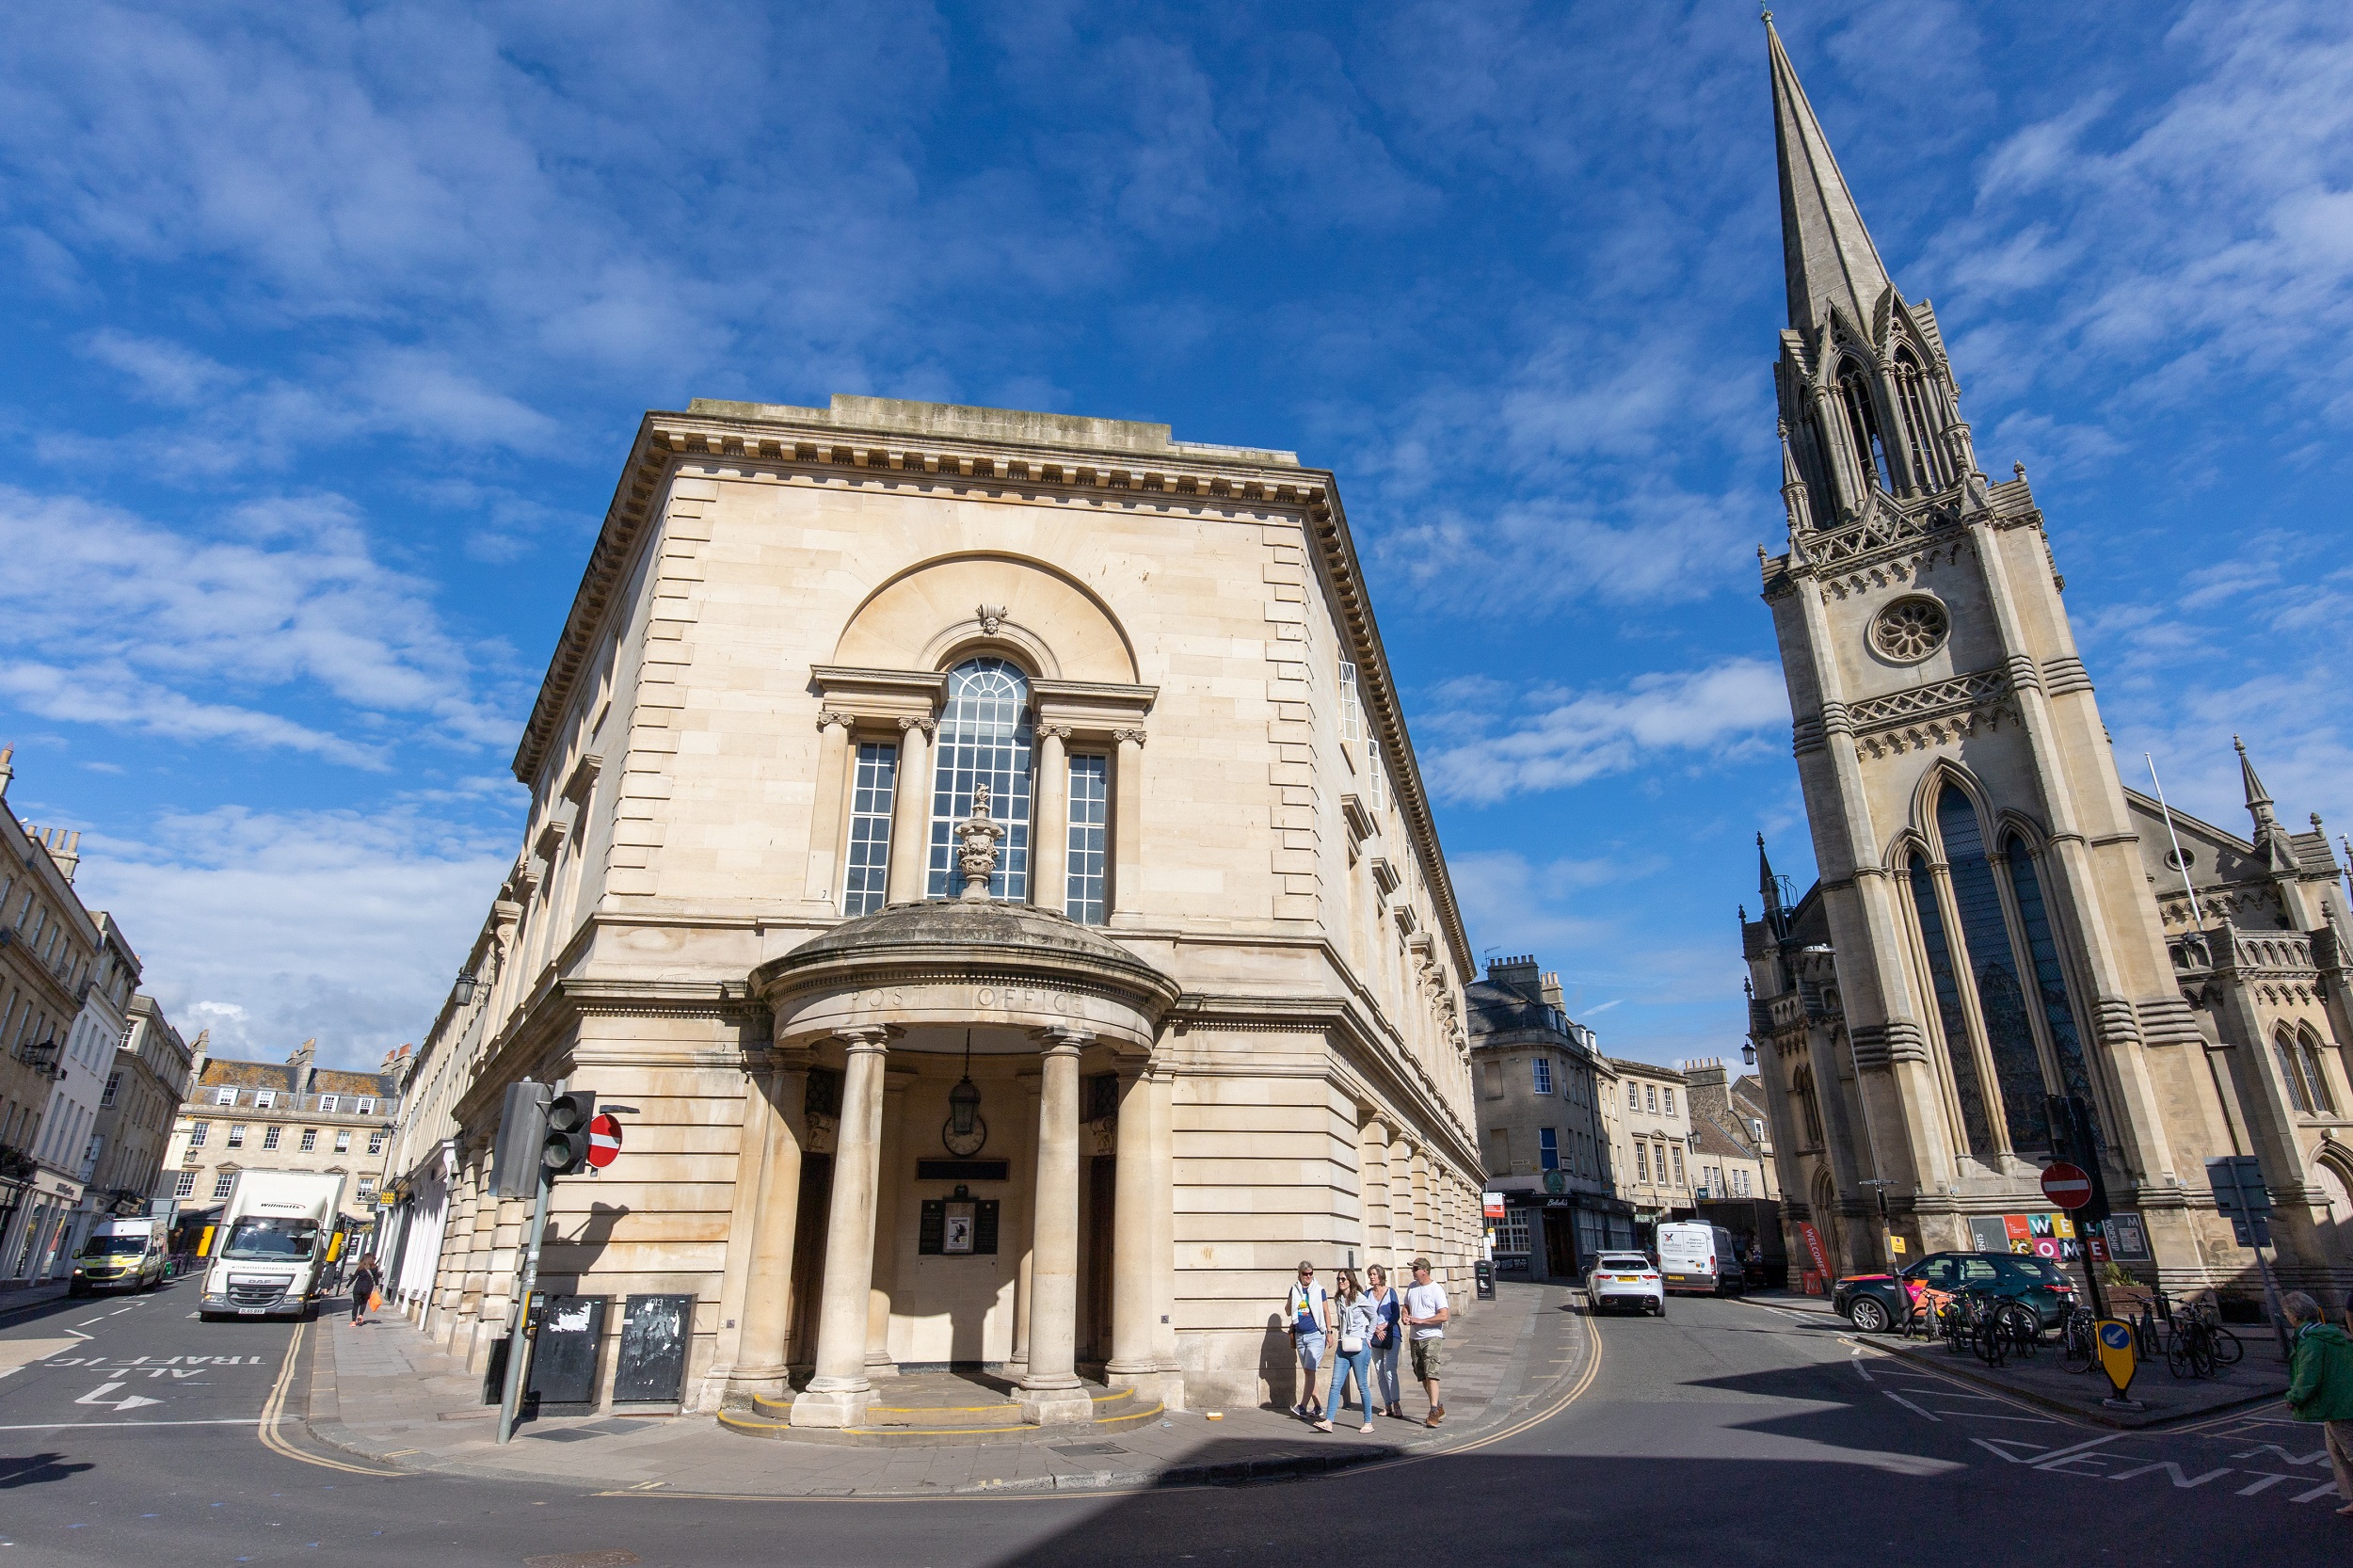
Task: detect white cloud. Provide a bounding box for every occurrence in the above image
[73,805,513,1071]
[1428,658,1790,805]
[0,485,516,762]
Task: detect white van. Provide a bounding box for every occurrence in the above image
[1657,1222,1744,1297]
[70,1217,168,1296]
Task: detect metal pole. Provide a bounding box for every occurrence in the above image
[2144,755,2205,929]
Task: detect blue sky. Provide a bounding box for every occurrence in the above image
[4,1,2349,1071]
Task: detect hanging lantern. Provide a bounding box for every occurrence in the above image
[943,1030,986,1155]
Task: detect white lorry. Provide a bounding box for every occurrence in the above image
[197,1170,347,1320]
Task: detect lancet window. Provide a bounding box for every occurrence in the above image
[1934,789,2052,1153]
[1836,360,1893,496]
[1891,347,1945,491]
[1906,855,1994,1158]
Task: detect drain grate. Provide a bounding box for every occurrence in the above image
[1051,1442,1128,1457]
[526,1428,602,1443]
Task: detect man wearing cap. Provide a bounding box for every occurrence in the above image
[1283,1260,1331,1421]
[1402,1256,1449,1427]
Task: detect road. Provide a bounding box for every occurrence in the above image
[0,1284,2340,1566]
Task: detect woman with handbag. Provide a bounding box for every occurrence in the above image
[348,1253,381,1325]
[1365,1264,1405,1419]
[1315,1269,1377,1433]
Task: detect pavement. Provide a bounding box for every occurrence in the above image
[302,1281,1592,1495]
[1741,1288,2291,1428]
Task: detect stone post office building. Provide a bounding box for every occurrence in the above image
[390,394,1483,1425]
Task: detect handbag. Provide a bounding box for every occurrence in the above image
[368,1288,384,1312]
[1340,1333,1365,1354]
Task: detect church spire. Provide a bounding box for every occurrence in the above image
[1757,832,1785,914]
[1767,14,1896,336]
[2234,734,2276,826]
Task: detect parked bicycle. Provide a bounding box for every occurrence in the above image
[2057,1305,2099,1375]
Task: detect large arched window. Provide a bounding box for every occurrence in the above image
[1837,360,1893,495]
[1906,855,1994,1158]
[926,656,1034,900]
[2003,837,2100,1139]
[1935,788,2045,1150]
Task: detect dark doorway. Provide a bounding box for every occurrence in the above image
[786,1152,834,1368]
[1083,1154,1115,1366]
[1543,1211,1577,1281]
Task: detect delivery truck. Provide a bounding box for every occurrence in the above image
[197,1170,347,1320]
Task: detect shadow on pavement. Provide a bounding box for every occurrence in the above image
[0,1452,96,1489]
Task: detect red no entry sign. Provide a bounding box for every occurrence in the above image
[586,1112,623,1169]
[2041,1161,2092,1209]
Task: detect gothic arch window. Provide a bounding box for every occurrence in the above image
[2003,836,2101,1140]
[1836,360,1893,495]
[1905,854,1994,1158]
[1892,346,1944,490]
[2300,1027,2340,1115]
[925,656,1034,901]
[1934,787,2045,1151]
[1790,1063,1825,1149]
[2275,1028,2314,1113]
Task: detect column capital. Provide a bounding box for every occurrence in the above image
[1034,1025,1092,1056]
[898,714,937,734]
[816,710,856,732]
[836,1026,891,1055]
[1040,724,1075,742]
[1112,728,1147,746]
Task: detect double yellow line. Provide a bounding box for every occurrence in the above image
[258,1319,408,1478]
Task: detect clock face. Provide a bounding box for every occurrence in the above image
[942,1116,987,1158]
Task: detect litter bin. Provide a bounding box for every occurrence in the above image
[1474,1260,1497,1301]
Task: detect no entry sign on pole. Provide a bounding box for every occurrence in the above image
[586,1112,623,1170]
[2041,1161,2092,1210]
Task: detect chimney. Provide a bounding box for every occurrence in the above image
[1487,953,1542,998]
[288,1037,317,1096]
[1539,970,1564,1009]
[0,744,13,802]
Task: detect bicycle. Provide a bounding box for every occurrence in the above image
[2176,1298,2244,1368]
[2057,1305,2098,1375]
[2163,1305,2219,1380]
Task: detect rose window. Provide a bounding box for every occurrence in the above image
[1871,597,1948,662]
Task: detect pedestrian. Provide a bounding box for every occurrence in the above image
[348,1253,381,1326]
[1316,1269,1377,1433]
[1403,1256,1450,1427]
[1284,1259,1331,1421]
[1365,1263,1405,1419]
[2283,1291,2353,1516]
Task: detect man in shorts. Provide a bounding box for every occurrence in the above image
[1403,1256,1449,1426]
[1285,1260,1331,1420]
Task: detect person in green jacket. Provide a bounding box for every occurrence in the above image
[2284,1292,2353,1516]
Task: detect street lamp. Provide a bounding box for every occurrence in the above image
[451,973,479,1005]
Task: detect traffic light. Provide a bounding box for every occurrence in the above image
[491,1080,552,1200]
[543,1091,598,1177]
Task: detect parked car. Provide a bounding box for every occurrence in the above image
[1835,1251,2079,1335]
[1586,1252,1667,1317]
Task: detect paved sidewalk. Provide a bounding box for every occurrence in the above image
[302,1282,1590,1496]
[1737,1291,2288,1429]
[0,1280,75,1322]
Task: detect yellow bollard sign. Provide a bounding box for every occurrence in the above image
[2095,1318,2136,1398]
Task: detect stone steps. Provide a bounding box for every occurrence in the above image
[720,1382,1163,1446]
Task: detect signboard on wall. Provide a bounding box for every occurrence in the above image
[2103,1211,2151,1261]
[1966,1211,2085,1262]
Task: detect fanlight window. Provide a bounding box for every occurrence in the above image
[926,657,1033,901]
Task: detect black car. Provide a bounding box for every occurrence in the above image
[1833,1250,2079,1335]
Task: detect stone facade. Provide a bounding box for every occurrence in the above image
[1465,956,1630,1278]
[95,993,193,1217]
[387,394,1484,1422]
[1742,23,2353,1303]
[162,1040,405,1226]
[1605,1058,1694,1228]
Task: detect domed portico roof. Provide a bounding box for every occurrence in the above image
[751,899,1179,1051]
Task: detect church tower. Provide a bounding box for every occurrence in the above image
[1744,19,2262,1284]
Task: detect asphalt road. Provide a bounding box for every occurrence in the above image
[0,1285,2341,1566]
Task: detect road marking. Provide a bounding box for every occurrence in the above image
[256,1320,407,1479]
[0,1417,277,1430]
[74,1382,162,1412]
[1882,1390,1942,1422]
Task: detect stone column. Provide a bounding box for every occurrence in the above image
[1110,729,1145,923]
[790,1028,889,1429]
[885,717,935,905]
[734,1058,808,1399]
[803,712,854,903]
[1103,1062,1157,1389]
[1020,1029,1093,1424]
[866,1066,916,1376]
[1148,1064,1183,1408]
[1033,726,1071,913]
[1360,1119,1391,1267]
[1006,1071,1043,1382]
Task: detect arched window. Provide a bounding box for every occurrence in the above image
[926,657,1033,900]
[1892,347,1944,490]
[2301,1029,2340,1115]
[1906,854,1994,1158]
[2278,1028,2317,1114]
[1791,1063,1825,1148]
[1935,788,2045,1150]
[2003,837,2101,1141]
[1837,360,1893,495]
